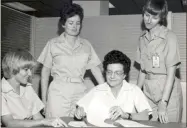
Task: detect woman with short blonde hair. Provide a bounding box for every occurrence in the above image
[1,49,67,127]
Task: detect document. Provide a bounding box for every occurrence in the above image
[115,119,153,127]
[68,121,88,127]
[86,98,116,127]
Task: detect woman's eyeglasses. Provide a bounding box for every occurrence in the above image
[106,70,124,77]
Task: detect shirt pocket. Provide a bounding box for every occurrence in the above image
[73,53,89,69]
[153,42,167,72]
[140,50,149,70]
[52,53,73,68]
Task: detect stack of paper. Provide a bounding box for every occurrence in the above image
[68,121,88,127]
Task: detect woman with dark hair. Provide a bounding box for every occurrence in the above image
[74,50,152,126]
[136,0,182,123]
[37,3,104,118]
[1,49,67,127]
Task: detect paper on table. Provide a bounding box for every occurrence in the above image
[86,98,116,127]
[68,121,88,127]
[115,119,153,127]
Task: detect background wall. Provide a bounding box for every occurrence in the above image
[1,6,32,78]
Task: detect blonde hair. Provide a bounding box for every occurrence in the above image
[2,49,36,79]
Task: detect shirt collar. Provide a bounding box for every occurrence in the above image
[2,77,14,93]
[59,32,82,50]
[1,77,31,97]
[96,80,133,92]
[140,26,168,40]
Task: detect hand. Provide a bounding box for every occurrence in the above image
[41,108,46,117]
[74,106,86,120]
[109,106,126,121]
[158,101,168,123]
[42,101,47,116]
[42,118,68,127]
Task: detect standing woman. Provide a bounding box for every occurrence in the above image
[37,3,104,118]
[136,0,182,123]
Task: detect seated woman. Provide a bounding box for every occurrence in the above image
[74,50,152,124]
[1,49,67,127]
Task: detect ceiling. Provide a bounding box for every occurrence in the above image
[2,0,187,17]
[109,0,186,15]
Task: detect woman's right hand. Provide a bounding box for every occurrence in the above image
[42,118,68,127]
[74,106,86,120]
[158,101,168,123]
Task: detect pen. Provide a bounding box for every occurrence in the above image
[83,115,88,124]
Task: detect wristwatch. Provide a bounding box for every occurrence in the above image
[127,113,132,120]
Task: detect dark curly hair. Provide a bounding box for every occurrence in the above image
[60,3,84,26]
[103,50,131,76]
[143,0,168,26]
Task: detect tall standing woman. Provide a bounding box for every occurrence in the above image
[136,0,182,123]
[37,3,104,118]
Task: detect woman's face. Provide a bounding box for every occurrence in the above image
[14,68,32,85]
[106,63,125,88]
[63,15,81,36]
[143,11,161,30]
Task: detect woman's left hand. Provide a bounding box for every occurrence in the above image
[109,106,127,121]
[158,101,169,123]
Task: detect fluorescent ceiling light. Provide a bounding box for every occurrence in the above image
[4,2,36,11]
[109,2,115,8]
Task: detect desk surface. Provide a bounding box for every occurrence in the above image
[61,117,186,128]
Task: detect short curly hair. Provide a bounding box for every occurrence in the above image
[143,0,168,26]
[103,50,131,75]
[60,3,84,25]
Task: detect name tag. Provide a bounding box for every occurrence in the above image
[152,54,160,68]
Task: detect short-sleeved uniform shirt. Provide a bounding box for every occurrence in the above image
[135,26,182,122]
[136,26,181,74]
[37,33,101,117]
[77,80,152,121]
[37,32,101,80]
[1,78,44,119]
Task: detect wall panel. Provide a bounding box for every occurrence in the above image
[1,6,32,78]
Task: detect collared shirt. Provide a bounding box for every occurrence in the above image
[136,26,181,74]
[1,78,44,119]
[37,32,101,79]
[77,80,152,120]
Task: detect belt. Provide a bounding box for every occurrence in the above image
[55,76,83,83]
[145,73,166,80]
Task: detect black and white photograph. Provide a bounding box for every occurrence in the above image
[1,0,186,127]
